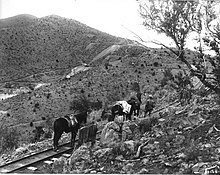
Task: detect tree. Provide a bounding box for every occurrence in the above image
[137,0,220,94]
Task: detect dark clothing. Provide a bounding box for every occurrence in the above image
[136,92,142,103]
[144,99,155,117]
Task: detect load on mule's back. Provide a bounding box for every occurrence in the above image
[53,95,92,151]
[102,95,141,122]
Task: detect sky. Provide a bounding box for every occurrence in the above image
[0,0,175,48]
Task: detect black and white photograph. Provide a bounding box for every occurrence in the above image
[0,0,220,174]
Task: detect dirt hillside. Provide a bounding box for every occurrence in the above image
[0,15,187,143]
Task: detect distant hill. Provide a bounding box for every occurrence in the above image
[0,14,37,29]
[0,15,126,83]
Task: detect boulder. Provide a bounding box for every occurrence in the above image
[52,157,69,173]
[137,117,158,134]
[93,148,112,161]
[122,163,134,173]
[69,145,91,166]
[100,121,121,146]
[123,140,136,153]
[119,140,137,158]
[122,121,141,141]
[138,168,149,174]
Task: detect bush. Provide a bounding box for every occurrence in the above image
[69,94,90,112]
[0,126,20,154]
[160,69,174,87]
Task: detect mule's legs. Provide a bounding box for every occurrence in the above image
[126,113,132,120]
[53,131,62,151]
[136,106,140,117]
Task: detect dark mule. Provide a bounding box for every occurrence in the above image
[111,103,125,121]
[101,107,113,121]
[127,97,141,118]
[53,112,87,151]
[110,99,139,121]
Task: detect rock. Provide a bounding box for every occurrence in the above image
[115,155,124,161]
[52,157,68,173]
[27,167,38,171]
[69,145,91,165]
[141,158,149,165]
[174,135,185,146]
[62,153,71,158]
[117,140,137,157]
[94,148,112,159]
[122,121,141,141]
[100,121,121,146]
[14,147,28,157]
[137,117,158,133]
[122,163,134,173]
[142,141,160,155]
[123,140,136,153]
[122,121,133,141]
[138,168,149,174]
[44,160,53,165]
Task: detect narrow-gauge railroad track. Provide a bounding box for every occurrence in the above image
[0,130,102,173]
[0,142,73,173]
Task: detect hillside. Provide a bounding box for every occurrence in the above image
[0,15,189,143]
[0,15,125,83]
[1,14,220,174]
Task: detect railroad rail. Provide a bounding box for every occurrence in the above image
[0,142,72,173]
[0,130,102,173]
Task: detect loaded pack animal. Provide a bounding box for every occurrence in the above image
[102,97,141,122]
[53,111,88,151]
[127,96,141,117]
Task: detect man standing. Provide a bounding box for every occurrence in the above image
[144,95,155,117]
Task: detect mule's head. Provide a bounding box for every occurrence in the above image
[127,97,138,106]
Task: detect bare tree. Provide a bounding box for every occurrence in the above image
[137,0,220,94]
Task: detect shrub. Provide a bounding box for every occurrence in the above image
[31,126,45,143]
[0,126,20,154]
[160,69,174,87]
[69,94,90,112]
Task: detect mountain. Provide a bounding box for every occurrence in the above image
[0,15,187,143]
[0,15,125,83]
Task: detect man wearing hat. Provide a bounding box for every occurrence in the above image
[144,95,155,117]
